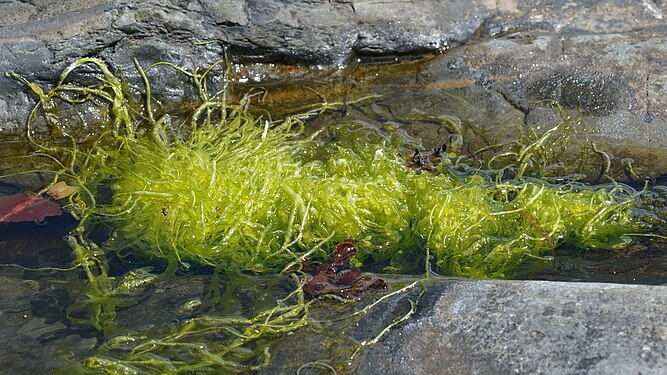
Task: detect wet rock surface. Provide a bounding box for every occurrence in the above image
[0,0,493,133]
[0,0,666,145]
[412,29,667,177]
[1,269,665,374]
[354,279,667,375]
[0,269,96,374]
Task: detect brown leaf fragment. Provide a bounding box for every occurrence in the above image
[46,181,78,200]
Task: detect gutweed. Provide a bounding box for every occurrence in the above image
[9,49,656,373]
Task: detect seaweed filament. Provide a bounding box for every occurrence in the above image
[8,52,658,373]
[75,274,312,374]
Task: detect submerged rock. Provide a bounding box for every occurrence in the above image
[0,269,96,374]
[1,0,666,140]
[412,29,667,178]
[2,270,664,374]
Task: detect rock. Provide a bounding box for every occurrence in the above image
[1,0,666,180]
[0,0,496,134]
[1,266,665,374]
[259,278,667,374]
[353,279,667,375]
[262,278,667,374]
[0,269,96,374]
[415,29,667,174]
[0,1,657,109]
[348,28,667,179]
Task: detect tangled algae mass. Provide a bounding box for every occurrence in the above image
[7,52,659,373]
[109,118,645,278]
[11,55,650,278]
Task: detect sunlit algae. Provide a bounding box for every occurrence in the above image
[10,57,649,280]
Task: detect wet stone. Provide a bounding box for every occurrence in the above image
[0,270,96,374]
[412,29,667,178]
[1,0,666,179]
[0,0,663,135]
[0,267,665,373]
[353,279,667,375]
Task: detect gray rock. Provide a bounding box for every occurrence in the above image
[426,28,667,145]
[0,0,497,134]
[1,0,666,180]
[0,1,656,108]
[260,278,667,374]
[356,28,667,178]
[353,279,667,375]
[1,263,665,374]
[0,269,97,374]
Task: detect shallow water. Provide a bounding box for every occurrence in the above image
[1,56,666,373]
[1,128,665,373]
[0,214,664,373]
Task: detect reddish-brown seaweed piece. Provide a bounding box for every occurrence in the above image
[403,145,445,173]
[302,239,387,298]
[0,192,62,223]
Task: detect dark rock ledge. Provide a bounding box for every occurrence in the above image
[2,0,667,147]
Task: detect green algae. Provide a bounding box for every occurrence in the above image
[8,51,659,373]
[10,56,648,279]
[103,119,419,274]
[414,176,645,278]
[70,274,313,374]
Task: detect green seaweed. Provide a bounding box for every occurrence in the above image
[65,274,312,374]
[414,176,645,278]
[103,118,418,274]
[8,49,658,373]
